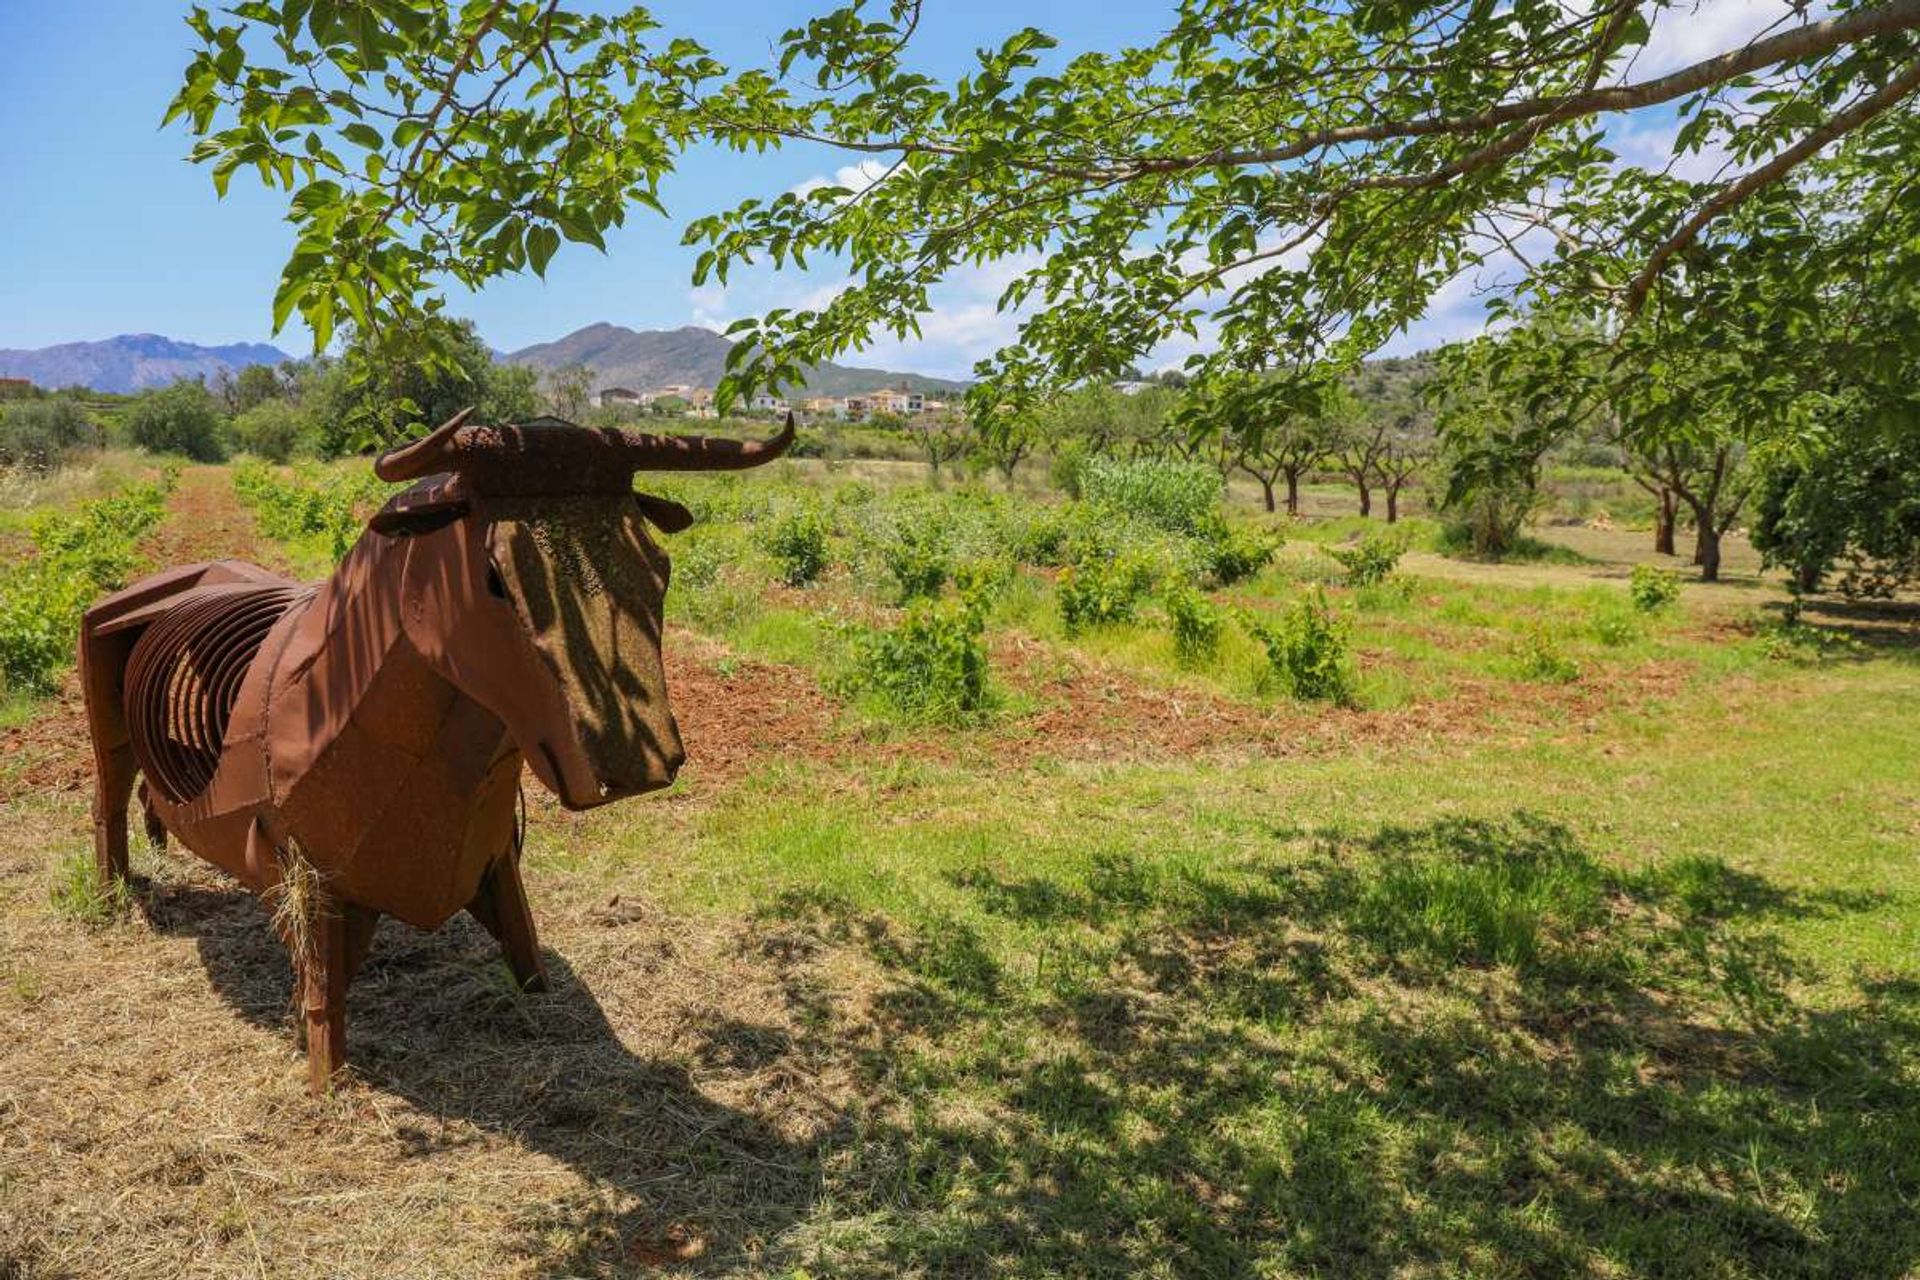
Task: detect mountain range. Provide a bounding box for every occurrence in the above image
[0,334,292,395]
[503,323,968,397]
[0,325,966,398]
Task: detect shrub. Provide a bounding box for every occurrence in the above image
[842,595,993,724]
[0,400,100,471]
[1629,563,1681,613]
[125,381,227,462]
[1049,440,1090,497]
[0,475,174,695]
[1200,520,1279,586]
[1010,506,1074,566]
[230,399,314,463]
[883,523,951,602]
[768,507,830,586]
[1327,532,1406,587]
[231,461,385,561]
[953,557,1014,605]
[669,532,726,591]
[1164,587,1222,664]
[1079,456,1221,535]
[1058,548,1157,633]
[1243,589,1356,703]
[1513,625,1580,682]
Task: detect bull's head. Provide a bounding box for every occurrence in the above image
[367,408,793,809]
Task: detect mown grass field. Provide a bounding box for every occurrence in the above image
[2,451,1916,1279]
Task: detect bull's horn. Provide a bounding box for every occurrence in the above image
[618,412,796,472]
[373,406,478,482]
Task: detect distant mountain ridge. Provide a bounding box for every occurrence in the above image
[506,323,968,398]
[0,324,965,399]
[0,334,290,394]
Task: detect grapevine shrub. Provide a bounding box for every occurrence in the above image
[1243,589,1356,704]
[0,474,175,695]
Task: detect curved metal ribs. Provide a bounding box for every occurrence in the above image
[125,583,310,805]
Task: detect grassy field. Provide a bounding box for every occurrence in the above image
[1,452,1916,1278]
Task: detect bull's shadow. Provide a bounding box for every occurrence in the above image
[138,876,827,1275]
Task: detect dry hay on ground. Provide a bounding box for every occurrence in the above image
[0,822,879,1280]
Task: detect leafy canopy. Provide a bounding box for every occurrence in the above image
[169,0,1920,437]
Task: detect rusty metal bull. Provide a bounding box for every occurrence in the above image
[79,410,793,1090]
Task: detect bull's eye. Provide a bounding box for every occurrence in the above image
[485,561,509,600]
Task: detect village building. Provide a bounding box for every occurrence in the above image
[869,387,925,415]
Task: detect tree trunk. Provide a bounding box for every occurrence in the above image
[1693,520,1722,582]
[1258,475,1277,513]
[1284,470,1302,517]
[1654,489,1676,555]
[1356,481,1372,518]
[1796,559,1822,595]
[1385,484,1401,523]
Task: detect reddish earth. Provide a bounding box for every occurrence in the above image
[3,468,1703,810]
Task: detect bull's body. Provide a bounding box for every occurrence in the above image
[82,413,791,1091]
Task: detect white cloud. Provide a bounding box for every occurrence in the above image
[679,255,1038,380]
[1628,0,1811,79]
[787,160,893,202]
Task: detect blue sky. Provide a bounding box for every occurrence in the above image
[0,0,1175,375]
[0,1,1775,375]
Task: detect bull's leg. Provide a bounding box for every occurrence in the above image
[137,781,168,853]
[467,854,549,993]
[77,618,137,889]
[301,892,351,1094]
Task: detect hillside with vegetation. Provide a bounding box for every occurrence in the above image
[505,323,970,397]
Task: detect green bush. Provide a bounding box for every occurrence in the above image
[883,523,951,602]
[125,381,227,462]
[841,595,993,724]
[231,461,387,561]
[1058,548,1157,633]
[1049,440,1091,497]
[768,507,831,586]
[1629,563,1681,613]
[1513,625,1580,682]
[0,400,101,471]
[1327,532,1407,587]
[1010,506,1074,566]
[0,475,174,696]
[230,399,315,463]
[1242,589,1356,704]
[1079,456,1221,535]
[1164,586,1223,664]
[1199,520,1279,586]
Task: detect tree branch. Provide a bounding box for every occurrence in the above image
[1626,56,1920,313]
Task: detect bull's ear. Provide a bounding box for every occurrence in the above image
[369,497,469,537]
[633,492,694,534]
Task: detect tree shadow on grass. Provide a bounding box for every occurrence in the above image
[137,880,827,1276]
[754,813,1920,1278]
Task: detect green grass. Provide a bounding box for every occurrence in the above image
[47,846,131,924]
[167,452,1920,1273]
[511,652,1920,1277]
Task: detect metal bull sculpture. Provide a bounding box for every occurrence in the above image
[79,410,794,1090]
